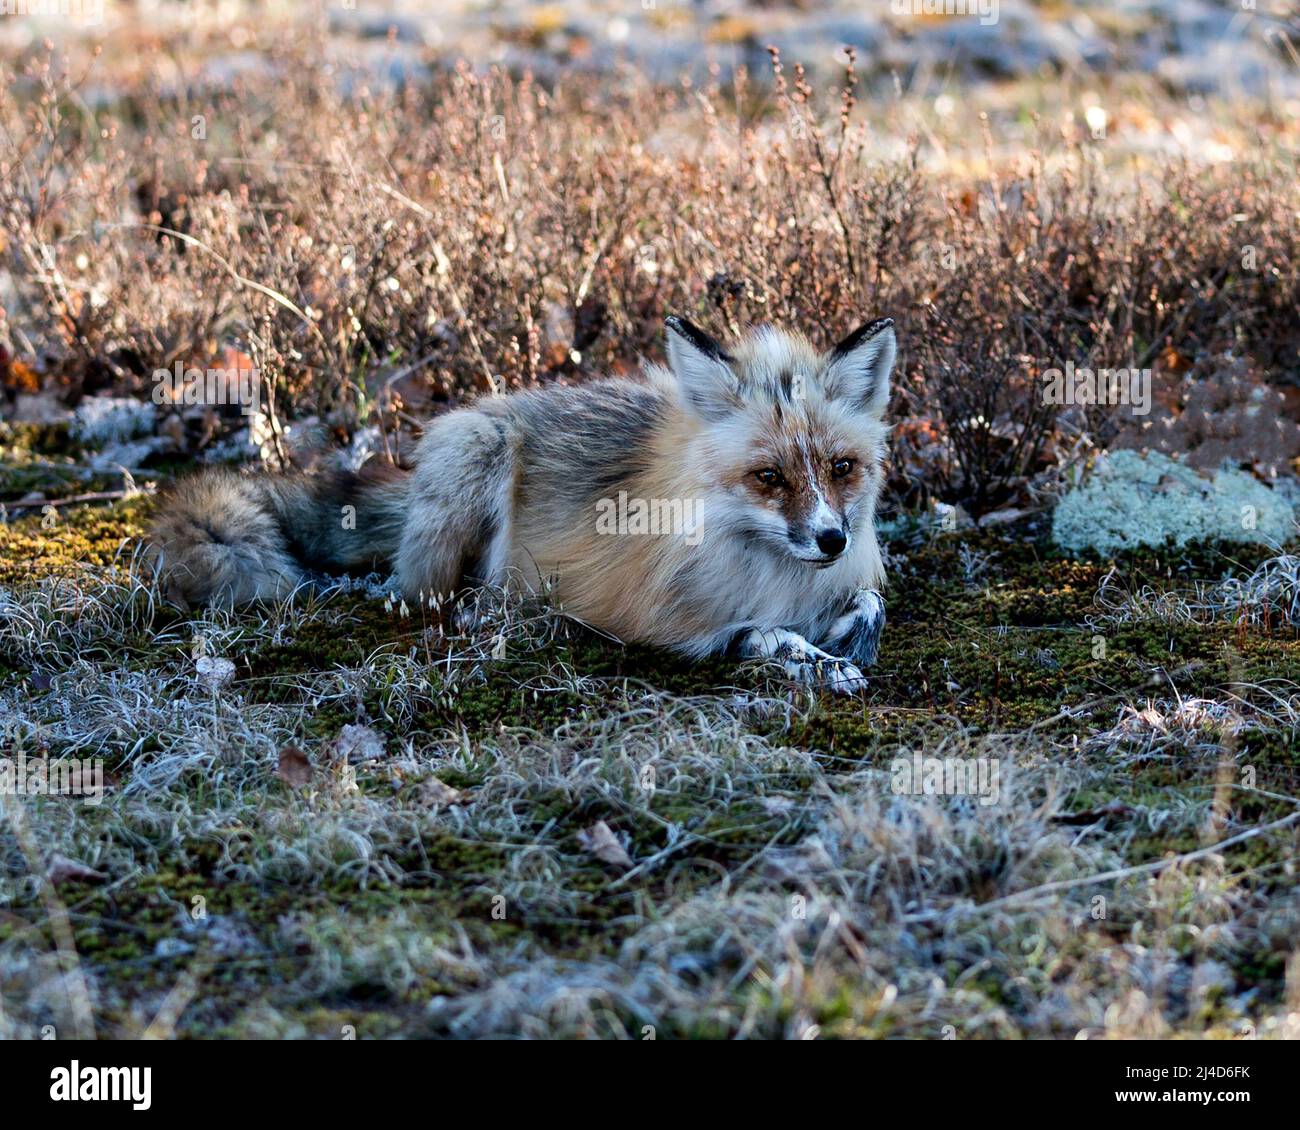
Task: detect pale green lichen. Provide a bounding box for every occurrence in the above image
[1052,450,1297,555]
[70,397,156,446]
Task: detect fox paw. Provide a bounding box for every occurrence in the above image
[823,589,885,667]
[736,627,868,695]
[804,655,868,695]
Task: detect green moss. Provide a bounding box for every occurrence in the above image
[0,495,151,585]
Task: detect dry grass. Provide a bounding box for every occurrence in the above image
[1092,552,1300,628]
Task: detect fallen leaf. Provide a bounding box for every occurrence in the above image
[977,507,1030,527]
[2,356,41,393]
[276,745,313,788]
[1159,346,1193,375]
[1135,706,1167,730]
[47,854,107,885]
[195,656,236,691]
[577,820,632,869]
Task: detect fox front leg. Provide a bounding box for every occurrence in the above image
[820,589,886,668]
[733,627,868,695]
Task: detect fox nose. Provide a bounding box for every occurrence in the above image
[816,528,847,557]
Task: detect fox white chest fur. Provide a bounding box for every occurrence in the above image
[150,315,897,692]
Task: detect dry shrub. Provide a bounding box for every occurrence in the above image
[1114,353,1300,478]
[1,45,1295,511]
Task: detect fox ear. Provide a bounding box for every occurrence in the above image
[665,315,740,422]
[823,318,896,417]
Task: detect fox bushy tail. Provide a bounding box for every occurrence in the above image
[148,463,408,607]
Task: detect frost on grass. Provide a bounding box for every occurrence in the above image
[1091,548,1300,628]
[1052,450,1296,555]
[1217,553,1300,628]
[2,502,1299,1039]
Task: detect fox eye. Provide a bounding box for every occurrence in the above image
[754,468,784,488]
[831,458,856,479]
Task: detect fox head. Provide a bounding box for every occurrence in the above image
[664,315,895,570]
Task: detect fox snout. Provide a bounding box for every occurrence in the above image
[815,528,848,557]
[783,482,854,565]
[788,509,851,565]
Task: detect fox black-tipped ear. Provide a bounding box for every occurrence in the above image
[665,315,740,422]
[823,317,896,418]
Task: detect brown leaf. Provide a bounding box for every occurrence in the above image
[1159,346,1193,375]
[2,356,41,393]
[577,820,632,870]
[977,507,1030,527]
[47,853,107,885]
[276,745,313,788]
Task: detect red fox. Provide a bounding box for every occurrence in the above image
[149,316,895,692]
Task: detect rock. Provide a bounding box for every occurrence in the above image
[9,391,69,426]
[901,2,1083,78]
[1112,363,1300,479]
[766,14,884,64]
